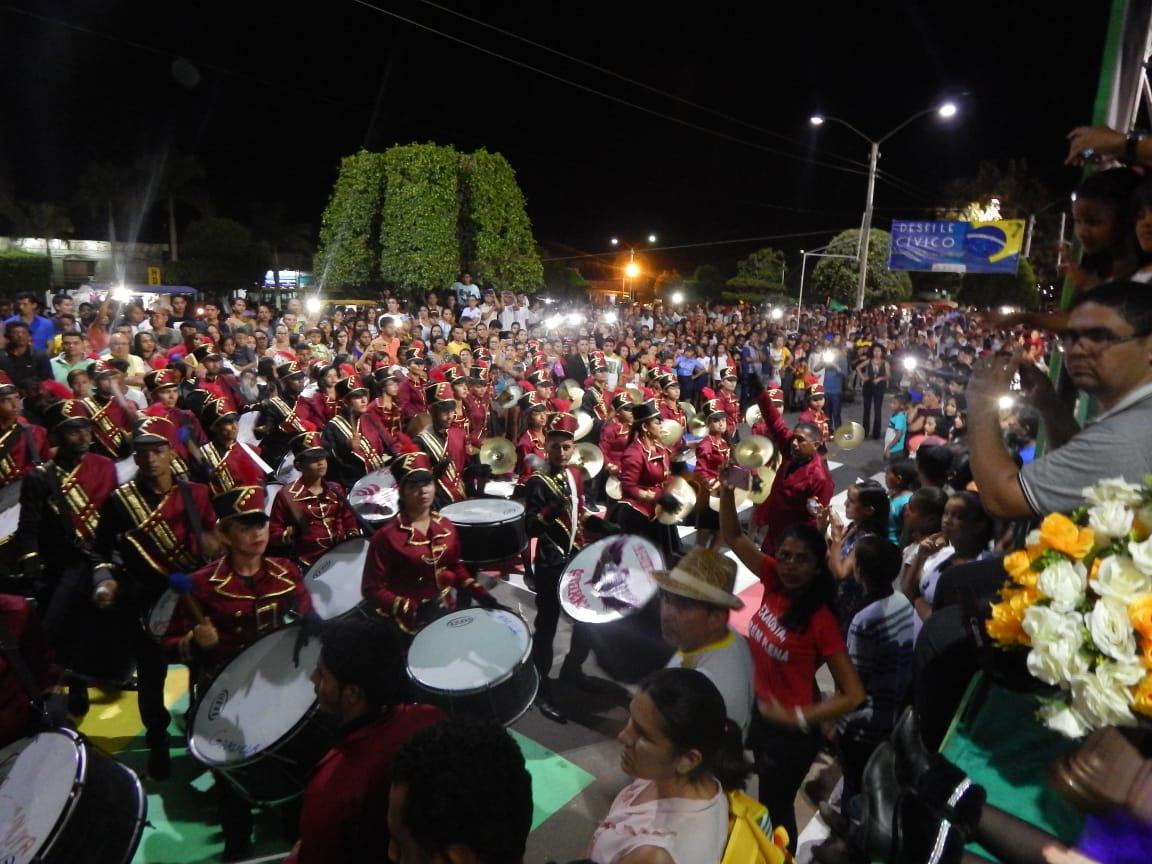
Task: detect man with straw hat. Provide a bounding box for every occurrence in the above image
[655,546,754,732]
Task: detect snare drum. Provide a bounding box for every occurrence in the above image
[0,727,147,863]
[115,456,138,485]
[349,466,400,525]
[439,499,526,566]
[406,608,537,726]
[304,536,370,621]
[482,479,517,499]
[559,535,663,624]
[187,625,336,804]
[237,411,259,447]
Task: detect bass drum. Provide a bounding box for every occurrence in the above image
[187,624,336,804]
[349,466,399,526]
[0,727,147,864]
[407,608,537,726]
[439,499,526,566]
[304,537,371,621]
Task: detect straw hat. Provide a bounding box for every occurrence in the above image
[652,547,743,610]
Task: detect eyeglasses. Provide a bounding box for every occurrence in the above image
[1057,327,1149,351]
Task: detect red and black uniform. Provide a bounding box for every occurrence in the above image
[600,419,631,476]
[752,391,834,556]
[0,420,48,489]
[296,389,339,430]
[361,512,488,634]
[396,375,428,423]
[82,395,136,459]
[255,396,314,471]
[414,427,468,508]
[371,396,406,440]
[194,371,247,416]
[143,403,207,479]
[323,412,408,490]
[515,428,546,487]
[289,704,446,864]
[658,398,687,429]
[619,437,671,521]
[716,388,741,437]
[463,393,490,451]
[200,440,269,496]
[268,480,361,569]
[694,431,731,488]
[798,406,830,443]
[0,596,55,748]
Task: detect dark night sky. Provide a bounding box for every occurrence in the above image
[0,1,1114,275]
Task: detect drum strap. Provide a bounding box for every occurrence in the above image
[177,480,207,562]
[19,423,41,466]
[0,615,48,728]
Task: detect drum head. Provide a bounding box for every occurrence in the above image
[482,480,517,499]
[115,457,138,486]
[237,412,259,447]
[440,499,524,525]
[0,729,82,863]
[189,626,322,767]
[349,466,399,524]
[0,481,21,543]
[147,590,182,638]
[304,537,370,620]
[275,456,301,485]
[559,535,663,623]
[408,609,530,694]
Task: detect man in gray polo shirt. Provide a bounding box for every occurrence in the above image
[967,281,1152,518]
[656,547,755,733]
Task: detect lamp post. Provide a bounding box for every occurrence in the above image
[610,234,657,303]
[810,102,958,310]
[798,245,858,318]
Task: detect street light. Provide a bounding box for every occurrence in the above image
[810,101,959,310]
[610,234,658,303]
[671,291,684,305]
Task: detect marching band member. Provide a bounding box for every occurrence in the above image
[83,359,136,459]
[600,392,633,478]
[163,485,315,861]
[619,398,681,557]
[797,383,831,443]
[580,355,612,433]
[143,368,207,478]
[716,369,741,438]
[528,369,570,413]
[16,399,117,714]
[414,381,469,508]
[0,373,48,491]
[189,343,248,415]
[396,344,430,423]
[515,394,548,488]
[91,416,219,780]
[522,413,606,724]
[370,367,407,439]
[360,451,494,636]
[269,432,362,569]
[656,372,688,429]
[296,361,341,430]
[254,360,314,470]
[749,387,784,438]
[323,374,407,490]
[693,397,732,550]
[463,365,491,455]
[198,397,269,495]
[445,368,472,439]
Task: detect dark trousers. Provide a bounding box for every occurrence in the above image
[132,620,173,738]
[838,728,884,803]
[824,391,843,430]
[749,713,822,851]
[533,562,593,678]
[617,505,681,563]
[860,382,885,439]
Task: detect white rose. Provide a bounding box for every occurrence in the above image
[1024,611,1088,687]
[1092,555,1152,602]
[1095,658,1145,690]
[1129,535,1152,577]
[1083,477,1144,508]
[1039,701,1090,739]
[1086,598,1139,662]
[1070,665,1138,729]
[1088,502,1134,540]
[1037,560,1088,612]
[1022,605,1082,644]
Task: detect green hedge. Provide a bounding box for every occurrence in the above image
[0,251,51,294]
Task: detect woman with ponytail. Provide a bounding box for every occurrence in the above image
[589,667,750,864]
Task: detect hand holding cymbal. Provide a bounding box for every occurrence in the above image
[573,410,595,441]
[569,442,605,478]
[734,435,775,469]
[832,421,866,450]
[656,476,695,525]
[657,420,684,448]
[479,437,517,474]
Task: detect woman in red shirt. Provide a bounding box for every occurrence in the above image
[718,479,865,850]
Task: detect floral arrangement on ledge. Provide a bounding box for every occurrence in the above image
[986,477,1152,738]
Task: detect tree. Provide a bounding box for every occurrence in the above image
[461,150,544,294]
[315,150,387,289]
[165,217,264,294]
[251,202,313,289]
[684,264,726,301]
[956,257,1040,309]
[143,153,212,263]
[13,202,74,261]
[74,160,129,247]
[726,247,786,295]
[810,229,911,306]
[0,250,52,292]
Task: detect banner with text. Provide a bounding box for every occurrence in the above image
[888,219,1025,274]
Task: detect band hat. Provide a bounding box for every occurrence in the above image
[213,486,270,524]
[809,384,825,398]
[88,358,121,379]
[0,370,16,397]
[528,369,552,388]
[200,397,238,429]
[701,399,726,421]
[391,450,434,486]
[373,366,399,385]
[721,369,738,382]
[545,412,578,439]
[191,343,222,364]
[276,360,307,382]
[631,398,661,423]
[766,387,784,405]
[44,399,91,431]
[336,375,369,400]
[144,368,181,394]
[291,431,327,462]
[132,415,175,447]
[425,380,455,408]
[611,392,634,412]
[652,547,743,611]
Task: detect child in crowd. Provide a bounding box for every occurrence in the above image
[884,459,920,545]
[905,414,946,456]
[883,392,910,461]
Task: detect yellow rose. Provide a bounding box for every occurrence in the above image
[1007,586,1039,615]
[1039,513,1095,560]
[986,599,1029,646]
[1131,594,1152,642]
[1004,550,1034,584]
[1142,639,1152,670]
[1133,673,1152,719]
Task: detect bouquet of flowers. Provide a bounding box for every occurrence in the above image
[986,477,1152,738]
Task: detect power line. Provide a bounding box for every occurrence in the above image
[409,0,867,172]
[348,0,876,180]
[540,229,846,261]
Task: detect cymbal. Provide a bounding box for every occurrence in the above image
[569,442,604,478]
[657,476,696,525]
[657,419,684,447]
[558,379,585,406]
[688,416,708,437]
[734,435,775,469]
[679,401,697,422]
[573,410,595,441]
[744,404,762,427]
[496,384,523,413]
[747,466,777,504]
[709,486,749,512]
[832,421,866,450]
[626,383,645,404]
[479,437,517,474]
[606,475,623,500]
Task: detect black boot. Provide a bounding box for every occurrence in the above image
[847,742,900,862]
[146,730,171,781]
[67,680,90,717]
[535,677,568,725]
[891,707,985,833]
[895,792,966,864]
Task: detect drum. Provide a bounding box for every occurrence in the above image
[265,482,283,516]
[439,499,526,566]
[237,411,259,447]
[275,454,301,485]
[606,476,623,500]
[144,589,182,639]
[406,608,537,726]
[304,537,370,621]
[0,480,21,543]
[0,727,147,863]
[115,457,138,485]
[187,624,336,805]
[559,535,663,623]
[482,479,517,499]
[349,466,399,525]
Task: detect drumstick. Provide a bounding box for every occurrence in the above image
[169,572,207,625]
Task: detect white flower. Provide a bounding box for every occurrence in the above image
[1129,535,1152,577]
[1086,598,1139,662]
[1037,560,1088,612]
[1022,605,1081,642]
[1095,658,1145,690]
[1039,701,1090,739]
[1023,608,1088,686]
[1070,664,1139,729]
[1083,477,1145,508]
[1026,529,1042,548]
[1088,502,1134,540]
[1090,555,1152,603]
